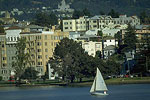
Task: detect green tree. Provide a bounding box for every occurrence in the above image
[97,30,103,36]
[33,12,58,27]
[122,24,138,52]
[21,67,39,80]
[72,8,91,19]
[0,21,4,33]
[108,9,119,18]
[72,10,83,19]
[114,31,122,47]
[82,8,91,17]
[0,76,2,81]
[0,26,4,33]
[49,38,89,83]
[12,38,31,86]
[134,35,150,74]
[139,11,148,24]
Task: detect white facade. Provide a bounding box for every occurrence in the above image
[103,38,118,48]
[82,41,102,57]
[5,27,22,44]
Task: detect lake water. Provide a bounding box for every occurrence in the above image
[0,84,150,100]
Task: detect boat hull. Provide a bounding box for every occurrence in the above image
[91,92,108,96]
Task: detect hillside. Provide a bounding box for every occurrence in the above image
[0,0,150,16]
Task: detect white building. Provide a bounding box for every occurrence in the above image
[82,41,102,57]
[103,38,118,48]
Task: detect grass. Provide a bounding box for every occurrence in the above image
[105,77,150,85]
[0,77,150,87]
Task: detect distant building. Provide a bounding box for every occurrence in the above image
[113,15,140,26]
[0,11,16,24]
[62,15,140,32]
[63,16,89,32]
[53,0,74,18]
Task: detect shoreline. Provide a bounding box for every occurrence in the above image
[0,77,150,87]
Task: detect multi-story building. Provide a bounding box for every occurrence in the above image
[89,15,114,30]
[135,25,150,40]
[62,15,140,32]
[0,26,69,81]
[63,16,89,32]
[113,15,140,26]
[82,41,102,57]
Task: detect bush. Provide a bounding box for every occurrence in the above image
[0,76,2,81]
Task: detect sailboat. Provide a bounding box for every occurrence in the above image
[90,68,108,95]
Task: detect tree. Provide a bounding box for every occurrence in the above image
[82,8,91,17]
[72,10,83,19]
[48,38,90,83]
[99,11,105,15]
[122,24,138,52]
[115,31,122,47]
[0,26,4,33]
[33,12,58,27]
[0,21,4,33]
[134,35,150,74]
[12,38,31,86]
[21,67,39,80]
[108,9,119,18]
[72,8,92,19]
[139,11,148,24]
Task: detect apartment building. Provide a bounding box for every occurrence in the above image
[113,15,140,26]
[63,16,89,32]
[62,15,140,32]
[0,26,69,81]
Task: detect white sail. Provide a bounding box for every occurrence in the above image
[90,78,96,93]
[95,68,108,91]
[90,68,108,93]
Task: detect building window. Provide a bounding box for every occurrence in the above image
[2,44,4,48]
[45,42,47,46]
[38,55,42,59]
[45,48,48,52]
[64,22,68,25]
[3,57,6,60]
[37,42,41,46]
[37,49,41,52]
[93,20,97,23]
[93,25,97,28]
[45,35,47,39]
[65,27,68,29]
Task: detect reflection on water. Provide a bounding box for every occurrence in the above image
[0,84,150,100]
